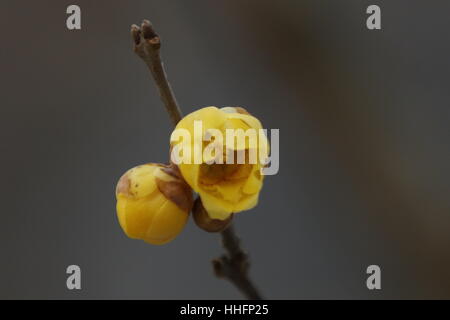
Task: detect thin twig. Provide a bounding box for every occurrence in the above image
[131,19,263,300]
[131,20,182,126]
[213,224,263,300]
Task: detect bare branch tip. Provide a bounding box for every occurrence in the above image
[131,24,141,45]
[141,19,158,40]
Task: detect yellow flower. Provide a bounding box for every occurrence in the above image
[171,106,268,220]
[115,163,192,245]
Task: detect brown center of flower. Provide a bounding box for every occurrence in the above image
[199,162,253,185]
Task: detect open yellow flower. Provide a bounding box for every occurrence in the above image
[171,106,269,220]
[116,163,192,245]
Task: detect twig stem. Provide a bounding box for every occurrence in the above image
[213,224,263,299]
[131,19,263,300]
[131,20,182,126]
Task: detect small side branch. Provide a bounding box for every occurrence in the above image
[213,224,263,300]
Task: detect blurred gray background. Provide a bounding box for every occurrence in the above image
[1,0,449,299]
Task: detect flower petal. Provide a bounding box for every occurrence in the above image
[200,191,234,220]
[233,193,259,212]
[242,167,264,195]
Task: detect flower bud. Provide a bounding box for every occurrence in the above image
[171,106,268,220]
[192,197,233,233]
[115,163,193,245]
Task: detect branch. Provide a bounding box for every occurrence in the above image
[131,20,263,300]
[131,20,182,126]
[213,224,263,300]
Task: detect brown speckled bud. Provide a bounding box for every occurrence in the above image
[115,163,193,245]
